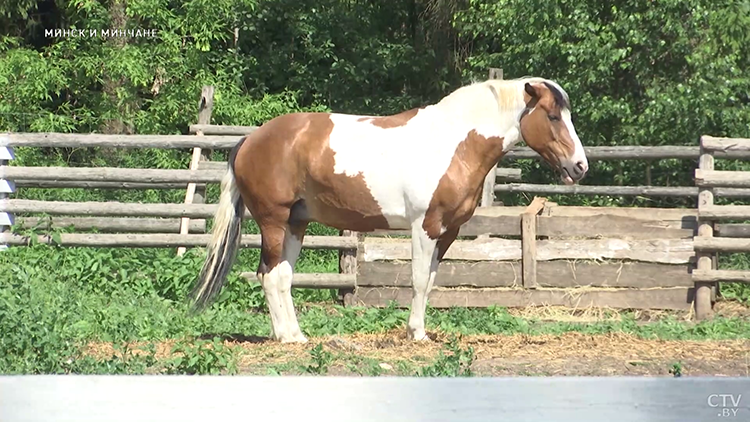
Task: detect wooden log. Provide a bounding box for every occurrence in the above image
[694,169,750,188]
[13,216,206,233]
[0,232,356,249]
[178,85,214,257]
[698,205,750,220]
[353,287,693,310]
[692,269,750,284]
[240,272,356,289]
[0,133,240,149]
[189,124,258,136]
[361,237,695,264]
[700,135,750,153]
[503,145,750,160]
[357,260,691,289]
[15,180,192,189]
[4,132,749,160]
[495,183,701,197]
[495,168,521,182]
[715,224,750,238]
[693,237,750,253]
[1,199,238,218]
[1,166,226,184]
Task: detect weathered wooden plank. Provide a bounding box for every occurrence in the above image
[495,184,700,197]
[362,237,694,264]
[536,260,693,288]
[715,224,750,238]
[693,237,750,253]
[537,238,694,264]
[240,272,356,289]
[362,237,522,262]
[0,233,356,249]
[699,205,750,220]
[1,166,227,184]
[537,214,696,239]
[357,261,521,288]
[0,133,240,149]
[189,124,257,136]
[692,269,750,284]
[13,216,206,233]
[695,169,750,188]
[700,135,750,153]
[357,260,691,289]
[353,287,693,310]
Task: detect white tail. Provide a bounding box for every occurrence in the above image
[189,168,244,311]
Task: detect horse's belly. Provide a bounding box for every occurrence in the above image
[303,169,409,231]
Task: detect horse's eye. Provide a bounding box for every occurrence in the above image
[548,114,560,122]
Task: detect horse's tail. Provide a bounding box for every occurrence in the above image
[189,154,245,312]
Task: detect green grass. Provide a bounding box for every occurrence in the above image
[1,243,748,375]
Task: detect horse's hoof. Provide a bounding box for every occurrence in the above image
[279,333,309,344]
[407,330,431,342]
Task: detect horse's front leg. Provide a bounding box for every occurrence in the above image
[407,221,440,341]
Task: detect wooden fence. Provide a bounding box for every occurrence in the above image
[1,86,750,317]
[691,135,750,319]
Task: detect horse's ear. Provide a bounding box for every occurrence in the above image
[524,82,538,99]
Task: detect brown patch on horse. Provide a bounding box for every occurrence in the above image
[520,83,575,167]
[232,113,389,246]
[357,108,421,129]
[422,130,505,240]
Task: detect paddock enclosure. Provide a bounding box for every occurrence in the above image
[2,85,750,320]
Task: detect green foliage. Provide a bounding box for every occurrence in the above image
[164,337,239,375]
[416,334,475,377]
[455,0,750,208]
[304,343,334,375]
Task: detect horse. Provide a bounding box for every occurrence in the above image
[189,76,589,343]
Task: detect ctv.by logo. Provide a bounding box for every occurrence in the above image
[708,394,742,418]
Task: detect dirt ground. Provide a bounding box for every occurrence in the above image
[86,302,750,377]
[87,330,750,377]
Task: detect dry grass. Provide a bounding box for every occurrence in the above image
[84,329,750,376]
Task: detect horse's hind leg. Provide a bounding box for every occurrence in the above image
[256,211,308,343]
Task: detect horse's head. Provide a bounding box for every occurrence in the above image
[519,81,588,185]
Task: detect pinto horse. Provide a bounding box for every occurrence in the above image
[189,77,589,343]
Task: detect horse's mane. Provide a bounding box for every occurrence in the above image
[437,77,570,114]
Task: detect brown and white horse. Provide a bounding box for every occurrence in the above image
[189,77,588,343]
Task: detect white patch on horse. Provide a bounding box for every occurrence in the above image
[562,109,588,172]
[326,78,555,230]
[327,109,465,229]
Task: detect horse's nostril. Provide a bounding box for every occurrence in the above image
[575,161,587,175]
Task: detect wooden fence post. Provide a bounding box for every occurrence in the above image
[480,67,504,209]
[0,145,15,251]
[338,230,358,306]
[521,196,547,289]
[177,86,214,256]
[695,137,715,319]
